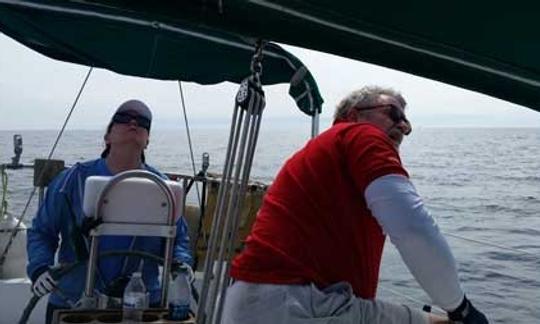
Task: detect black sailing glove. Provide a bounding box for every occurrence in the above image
[31,268,58,297]
[448,295,489,323]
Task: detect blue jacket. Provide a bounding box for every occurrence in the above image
[27,158,193,307]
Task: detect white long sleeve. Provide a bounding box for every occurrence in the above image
[365,174,464,310]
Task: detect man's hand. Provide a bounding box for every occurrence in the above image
[447,295,488,323]
[32,270,58,297]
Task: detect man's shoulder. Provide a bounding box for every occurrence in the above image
[331,122,386,135]
[327,122,392,145]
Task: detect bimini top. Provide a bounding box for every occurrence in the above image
[0,0,324,116]
[1,1,540,114]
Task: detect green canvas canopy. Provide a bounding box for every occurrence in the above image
[0,1,324,116]
[1,0,539,114]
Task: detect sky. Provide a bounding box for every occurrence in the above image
[1,33,540,130]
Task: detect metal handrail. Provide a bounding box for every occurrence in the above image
[82,170,177,308]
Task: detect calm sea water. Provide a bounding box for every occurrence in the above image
[1,127,539,323]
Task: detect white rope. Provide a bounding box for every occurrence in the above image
[0,67,93,268]
[177,81,201,205]
[442,230,537,257]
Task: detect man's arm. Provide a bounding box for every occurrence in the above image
[366,174,489,323]
[365,174,464,310]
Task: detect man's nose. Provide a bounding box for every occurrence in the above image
[397,119,412,135]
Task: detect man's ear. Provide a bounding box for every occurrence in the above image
[345,109,358,122]
[104,133,110,145]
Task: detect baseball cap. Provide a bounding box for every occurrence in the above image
[113,99,152,121]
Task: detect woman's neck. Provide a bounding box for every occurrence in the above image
[105,149,142,174]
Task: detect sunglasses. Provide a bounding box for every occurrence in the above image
[355,104,411,135]
[112,112,151,131]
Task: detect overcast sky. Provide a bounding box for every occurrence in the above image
[1,33,539,130]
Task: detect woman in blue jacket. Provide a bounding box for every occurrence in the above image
[26,100,193,324]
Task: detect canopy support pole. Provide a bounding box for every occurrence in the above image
[311,111,320,138]
[197,41,267,324]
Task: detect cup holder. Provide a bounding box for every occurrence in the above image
[61,314,93,323]
[96,313,122,323]
[142,313,160,322]
[163,314,193,322]
[94,313,158,323]
[61,311,165,323]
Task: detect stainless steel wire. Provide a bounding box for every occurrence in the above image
[215,93,265,323]
[197,75,266,324]
[197,98,242,324]
[177,81,201,205]
[0,67,93,270]
[441,230,537,256]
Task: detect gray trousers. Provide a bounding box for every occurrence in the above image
[221,281,429,324]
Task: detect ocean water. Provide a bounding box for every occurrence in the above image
[1,127,539,323]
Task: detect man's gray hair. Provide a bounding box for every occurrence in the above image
[334,86,406,121]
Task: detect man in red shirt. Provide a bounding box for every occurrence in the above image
[223,86,488,324]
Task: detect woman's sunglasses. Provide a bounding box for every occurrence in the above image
[355,104,411,135]
[112,112,151,131]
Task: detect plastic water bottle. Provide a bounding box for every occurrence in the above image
[168,269,191,320]
[123,272,147,322]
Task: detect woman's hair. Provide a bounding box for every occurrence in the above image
[333,85,406,122]
[100,122,146,163]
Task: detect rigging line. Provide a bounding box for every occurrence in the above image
[177,81,201,206]
[460,260,538,285]
[378,284,445,314]
[441,230,538,257]
[0,67,93,268]
[46,67,93,161]
[384,257,538,296]
[384,252,538,295]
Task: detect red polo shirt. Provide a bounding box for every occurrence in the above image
[230,122,408,298]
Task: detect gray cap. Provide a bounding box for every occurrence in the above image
[114,99,152,121]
